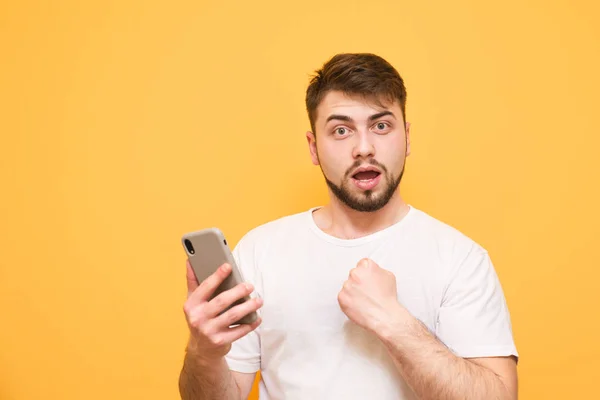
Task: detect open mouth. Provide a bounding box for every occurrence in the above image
[351,169,382,190]
[352,170,381,181]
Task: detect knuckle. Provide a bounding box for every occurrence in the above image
[233,284,244,297]
[210,274,222,286]
[234,284,249,300]
[219,264,230,277]
[198,279,210,292]
[209,335,224,346]
[187,304,210,325]
[239,282,251,294]
[227,310,240,325]
[212,295,226,309]
[184,302,200,318]
[225,301,253,325]
[188,311,205,327]
[198,324,213,338]
[230,304,248,322]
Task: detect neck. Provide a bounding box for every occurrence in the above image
[313,192,410,240]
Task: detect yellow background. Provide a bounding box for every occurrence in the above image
[1,0,599,399]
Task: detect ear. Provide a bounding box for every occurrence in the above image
[405,122,411,157]
[306,131,319,165]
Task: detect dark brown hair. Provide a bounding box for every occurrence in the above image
[305,53,407,134]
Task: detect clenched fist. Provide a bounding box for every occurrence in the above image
[338,258,407,334]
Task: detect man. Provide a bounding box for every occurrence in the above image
[179,53,519,400]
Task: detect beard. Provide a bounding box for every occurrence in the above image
[322,158,404,212]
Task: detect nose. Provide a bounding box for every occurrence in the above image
[352,130,375,159]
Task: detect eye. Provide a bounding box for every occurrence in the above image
[373,121,391,133]
[335,127,348,136]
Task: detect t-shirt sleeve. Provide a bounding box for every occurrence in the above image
[435,244,518,361]
[224,235,262,373]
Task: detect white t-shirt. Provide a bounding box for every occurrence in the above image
[225,205,518,400]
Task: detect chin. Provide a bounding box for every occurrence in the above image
[325,174,398,212]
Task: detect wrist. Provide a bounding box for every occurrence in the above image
[185,337,225,366]
[375,302,418,344]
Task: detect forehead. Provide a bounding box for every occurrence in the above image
[315,90,401,123]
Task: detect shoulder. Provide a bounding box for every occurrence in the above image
[233,209,310,254]
[408,207,478,244]
[407,206,489,263]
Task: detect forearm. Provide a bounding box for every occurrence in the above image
[377,310,512,400]
[179,345,241,400]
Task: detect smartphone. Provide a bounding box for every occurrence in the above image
[181,227,258,325]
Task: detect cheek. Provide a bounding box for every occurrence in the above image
[319,144,349,177]
[378,139,406,170]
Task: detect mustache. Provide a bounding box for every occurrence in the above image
[345,159,388,178]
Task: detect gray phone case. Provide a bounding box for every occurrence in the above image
[181,227,258,325]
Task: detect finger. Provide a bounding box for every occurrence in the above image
[349,267,362,283]
[337,288,346,304]
[219,317,262,344]
[357,258,372,268]
[342,280,353,293]
[213,297,264,330]
[205,282,255,318]
[186,260,199,297]
[367,259,380,269]
[189,262,232,303]
[349,267,357,279]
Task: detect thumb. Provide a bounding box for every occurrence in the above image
[186,259,199,297]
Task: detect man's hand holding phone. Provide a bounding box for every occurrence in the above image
[183,260,263,362]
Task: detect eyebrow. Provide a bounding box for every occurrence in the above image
[325,110,396,124]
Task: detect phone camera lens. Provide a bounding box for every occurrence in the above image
[184,239,195,254]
